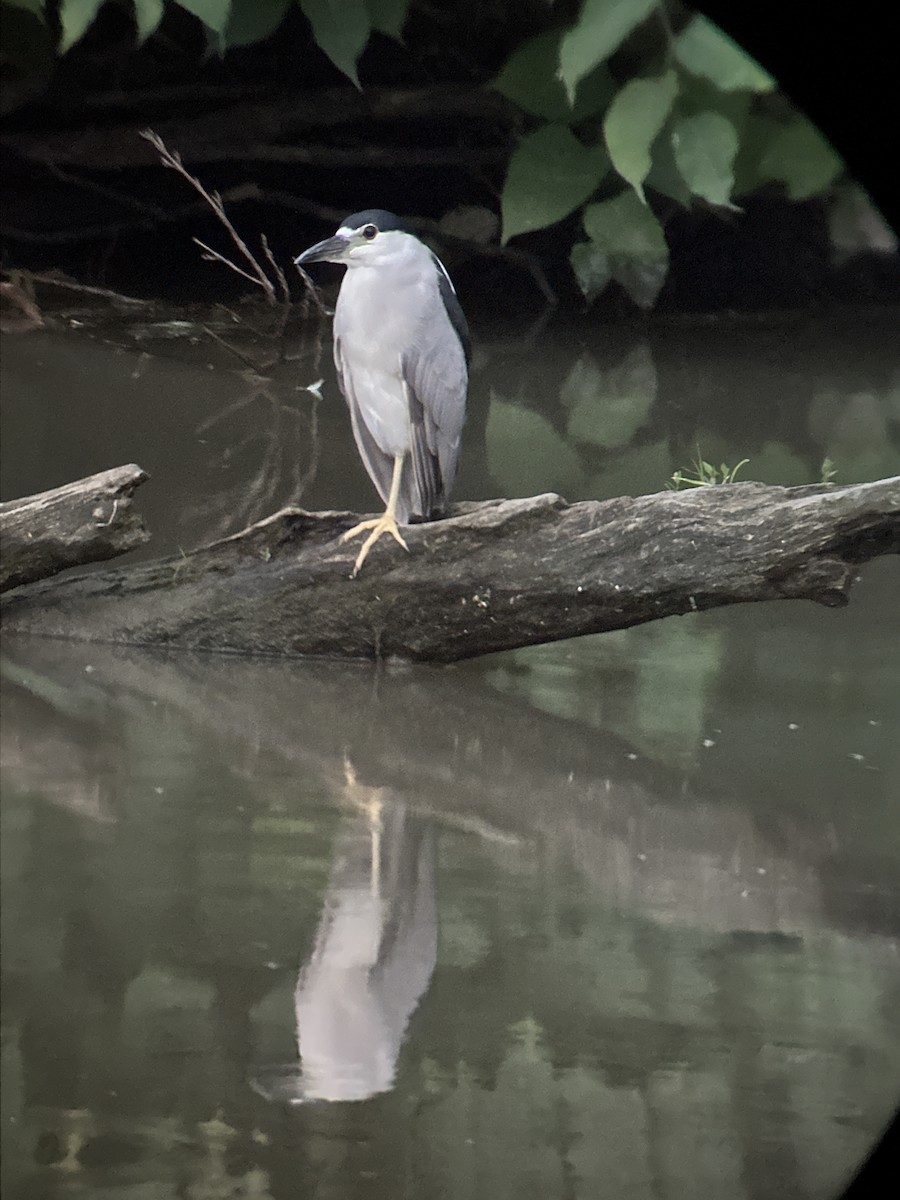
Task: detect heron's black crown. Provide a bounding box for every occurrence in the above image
[342,209,409,234]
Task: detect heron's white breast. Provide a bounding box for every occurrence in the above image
[334,244,432,458]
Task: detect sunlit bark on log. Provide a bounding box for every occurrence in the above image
[2,474,897,662]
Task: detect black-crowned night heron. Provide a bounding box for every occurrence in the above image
[295,210,470,576]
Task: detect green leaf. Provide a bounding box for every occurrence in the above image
[828,183,897,261]
[569,241,611,302]
[493,29,615,123]
[486,393,586,498]
[175,0,232,37]
[671,111,739,207]
[582,190,669,308]
[299,0,369,86]
[759,117,843,201]
[501,123,608,243]
[366,0,410,40]
[603,70,678,202]
[558,0,656,103]
[4,0,46,16]
[134,0,164,43]
[225,0,290,47]
[676,71,753,129]
[59,0,106,52]
[730,112,783,197]
[644,120,691,206]
[674,15,775,93]
[582,190,668,268]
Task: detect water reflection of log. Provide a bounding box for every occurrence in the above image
[3,476,898,661]
[4,640,897,1200]
[2,637,891,944]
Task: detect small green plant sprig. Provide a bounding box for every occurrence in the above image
[668,451,750,489]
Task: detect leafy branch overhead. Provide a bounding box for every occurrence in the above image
[17,0,848,309]
[53,0,413,63]
[493,4,843,307]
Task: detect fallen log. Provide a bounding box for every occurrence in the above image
[0,465,150,593]
[2,476,897,662]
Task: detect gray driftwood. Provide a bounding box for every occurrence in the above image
[2,476,897,662]
[0,464,150,593]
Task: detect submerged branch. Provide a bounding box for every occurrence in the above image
[2,476,897,663]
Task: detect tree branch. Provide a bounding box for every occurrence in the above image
[1,86,515,169]
[2,477,897,662]
[0,466,150,592]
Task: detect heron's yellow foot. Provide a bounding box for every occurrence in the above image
[343,511,409,577]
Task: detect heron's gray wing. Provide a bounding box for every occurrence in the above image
[334,335,394,508]
[432,253,471,367]
[401,260,469,517]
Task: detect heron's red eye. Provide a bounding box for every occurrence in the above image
[362,224,378,240]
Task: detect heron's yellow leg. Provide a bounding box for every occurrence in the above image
[342,454,409,577]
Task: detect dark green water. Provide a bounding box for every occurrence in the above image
[1,308,898,1198]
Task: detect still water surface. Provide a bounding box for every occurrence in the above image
[1,306,899,1198]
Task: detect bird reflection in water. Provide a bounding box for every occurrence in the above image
[253,760,437,1104]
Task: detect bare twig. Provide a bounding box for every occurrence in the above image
[193,239,268,292]
[5,269,151,306]
[292,260,329,318]
[199,325,266,372]
[139,129,327,334]
[293,391,322,501]
[261,234,290,307]
[137,128,332,378]
[140,128,279,305]
[185,381,322,538]
[261,233,293,352]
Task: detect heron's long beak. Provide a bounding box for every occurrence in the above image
[294,234,350,266]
